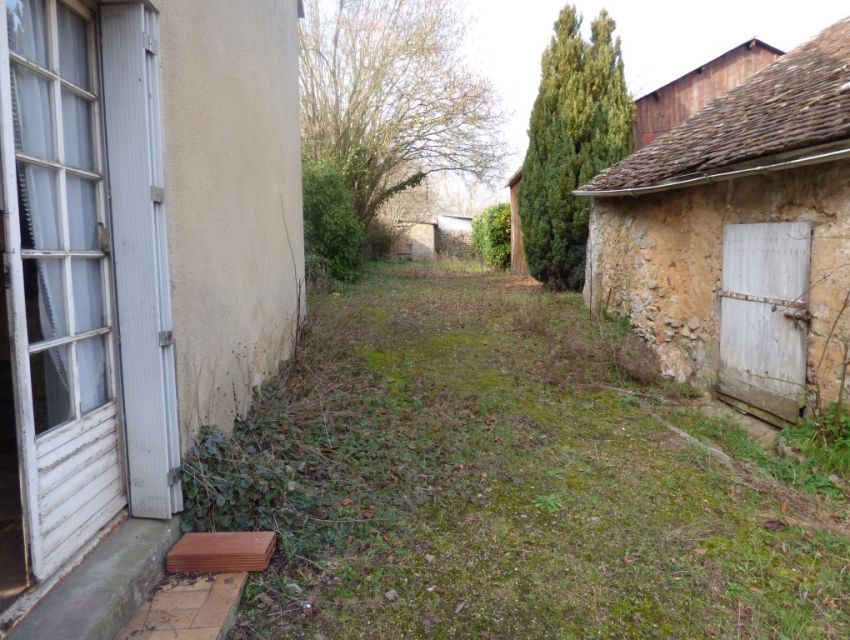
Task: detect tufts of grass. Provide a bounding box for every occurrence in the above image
[668,410,847,499]
[781,403,850,479]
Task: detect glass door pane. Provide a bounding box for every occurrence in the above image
[10,0,114,434]
[6,0,48,66]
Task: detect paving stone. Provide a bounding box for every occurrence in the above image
[149,590,210,611]
[117,571,247,640]
[191,591,234,629]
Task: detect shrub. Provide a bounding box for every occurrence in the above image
[302,157,364,282]
[361,218,398,260]
[305,252,334,293]
[471,203,511,270]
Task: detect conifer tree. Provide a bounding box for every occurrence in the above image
[520,7,633,290]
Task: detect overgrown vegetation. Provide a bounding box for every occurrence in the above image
[360,218,398,261]
[668,411,847,499]
[302,157,364,283]
[520,5,634,290]
[182,425,296,533]
[182,262,849,639]
[781,403,850,479]
[470,202,511,270]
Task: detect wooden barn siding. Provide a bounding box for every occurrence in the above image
[635,45,781,149]
[509,180,529,276]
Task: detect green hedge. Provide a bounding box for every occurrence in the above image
[471,203,511,270]
[302,157,364,282]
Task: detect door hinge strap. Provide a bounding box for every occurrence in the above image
[167,466,181,486]
[159,330,174,347]
[151,186,165,204]
[718,289,806,310]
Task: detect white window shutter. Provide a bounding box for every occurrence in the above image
[100,4,181,519]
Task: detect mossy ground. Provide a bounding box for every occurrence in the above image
[232,261,850,639]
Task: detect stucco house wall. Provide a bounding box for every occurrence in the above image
[160,0,305,441]
[584,160,850,409]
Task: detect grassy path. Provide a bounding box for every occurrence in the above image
[229,262,850,639]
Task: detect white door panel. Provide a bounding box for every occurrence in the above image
[718,222,811,424]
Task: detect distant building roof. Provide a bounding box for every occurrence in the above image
[506,167,523,188]
[578,18,850,195]
[438,213,474,220]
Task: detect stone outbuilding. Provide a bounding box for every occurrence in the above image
[390,222,437,261]
[435,214,474,257]
[578,17,850,426]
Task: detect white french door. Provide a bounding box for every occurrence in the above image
[1,0,125,581]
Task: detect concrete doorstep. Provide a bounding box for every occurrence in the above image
[6,517,181,640]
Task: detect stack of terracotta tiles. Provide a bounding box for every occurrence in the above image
[166,531,276,573]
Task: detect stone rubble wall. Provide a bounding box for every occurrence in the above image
[436,228,474,258]
[583,160,850,410]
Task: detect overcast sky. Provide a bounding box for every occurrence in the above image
[458,0,849,196]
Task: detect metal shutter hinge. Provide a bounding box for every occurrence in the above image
[159,330,174,347]
[2,257,10,290]
[143,32,158,55]
[167,466,181,486]
[151,186,165,204]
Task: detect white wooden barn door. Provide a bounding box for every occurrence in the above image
[717,222,811,425]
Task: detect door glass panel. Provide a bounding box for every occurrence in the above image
[22,258,67,342]
[66,174,97,250]
[57,2,88,90]
[17,162,60,250]
[30,345,72,433]
[10,0,113,437]
[61,90,92,170]
[6,0,48,67]
[11,63,54,160]
[71,258,102,332]
[77,336,107,414]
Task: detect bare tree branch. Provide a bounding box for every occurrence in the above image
[300,0,506,225]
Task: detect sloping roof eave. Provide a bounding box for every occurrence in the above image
[575,139,850,198]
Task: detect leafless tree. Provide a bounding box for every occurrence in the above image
[299,0,505,226]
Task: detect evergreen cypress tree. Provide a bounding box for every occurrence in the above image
[520,7,633,290]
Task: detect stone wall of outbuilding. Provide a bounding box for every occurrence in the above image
[436,229,474,258]
[583,160,850,410]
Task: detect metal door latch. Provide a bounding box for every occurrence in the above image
[783,309,812,328]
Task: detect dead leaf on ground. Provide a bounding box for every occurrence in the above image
[257,592,274,607]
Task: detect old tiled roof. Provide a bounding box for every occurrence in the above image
[579,16,850,193]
